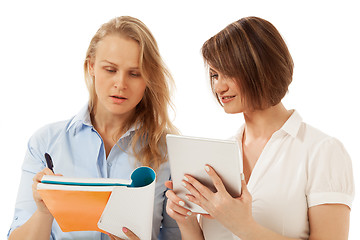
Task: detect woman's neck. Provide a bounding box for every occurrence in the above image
[91,105,131,141]
[242,103,292,142]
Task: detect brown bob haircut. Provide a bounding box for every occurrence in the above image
[202,16,294,110]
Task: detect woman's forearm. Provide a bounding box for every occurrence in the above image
[9,210,54,240]
[235,220,300,240]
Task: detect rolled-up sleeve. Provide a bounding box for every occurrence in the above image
[7,133,47,238]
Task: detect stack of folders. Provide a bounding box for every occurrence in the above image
[37,166,156,240]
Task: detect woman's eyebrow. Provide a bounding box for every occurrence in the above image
[101,60,118,66]
[209,68,217,73]
[128,66,140,70]
[101,60,139,70]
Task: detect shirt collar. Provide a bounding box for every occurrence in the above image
[66,104,138,140]
[235,109,303,140]
[66,104,92,134]
[120,125,136,140]
[279,109,303,138]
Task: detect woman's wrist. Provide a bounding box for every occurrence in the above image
[232,217,259,239]
[34,209,54,222]
[177,215,204,240]
[177,214,198,229]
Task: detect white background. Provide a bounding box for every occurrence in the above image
[1,0,359,238]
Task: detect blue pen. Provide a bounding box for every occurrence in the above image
[44,153,54,173]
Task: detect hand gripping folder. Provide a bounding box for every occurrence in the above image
[37,166,156,240]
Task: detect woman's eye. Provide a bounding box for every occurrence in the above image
[210,73,219,79]
[130,72,141,77]
[104,67,116,73]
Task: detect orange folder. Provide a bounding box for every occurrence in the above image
[37,167,156,237]
[38,189,111,233]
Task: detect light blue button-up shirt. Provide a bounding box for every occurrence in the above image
[8,105,180,240]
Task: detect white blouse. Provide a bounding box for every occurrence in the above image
[200,110,354,240]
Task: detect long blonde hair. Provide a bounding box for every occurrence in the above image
[84,16,178,172]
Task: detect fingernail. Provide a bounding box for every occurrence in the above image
[185,195,190,200]
[182,181,186,187]
[122,227,128,233]
[183,176,189,181]
[241,173,245,181]
[179,200,185,206]
[187,211,192,216]
[205,165,210,172]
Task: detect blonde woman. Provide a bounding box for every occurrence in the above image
[8,16,180,240]
[166,16,354,240]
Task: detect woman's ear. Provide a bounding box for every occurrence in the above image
[88,58,95,77]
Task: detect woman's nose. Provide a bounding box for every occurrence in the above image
[213,76,228,95]
[114,72,127,90]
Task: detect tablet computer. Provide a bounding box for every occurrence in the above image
[166,134,243,214]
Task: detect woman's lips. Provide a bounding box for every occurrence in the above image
[220,95,235,104]
[111,95,127,104]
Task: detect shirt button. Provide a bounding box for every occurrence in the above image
[107,162,112,167]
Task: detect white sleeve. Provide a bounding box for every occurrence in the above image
[306,137,355,208]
